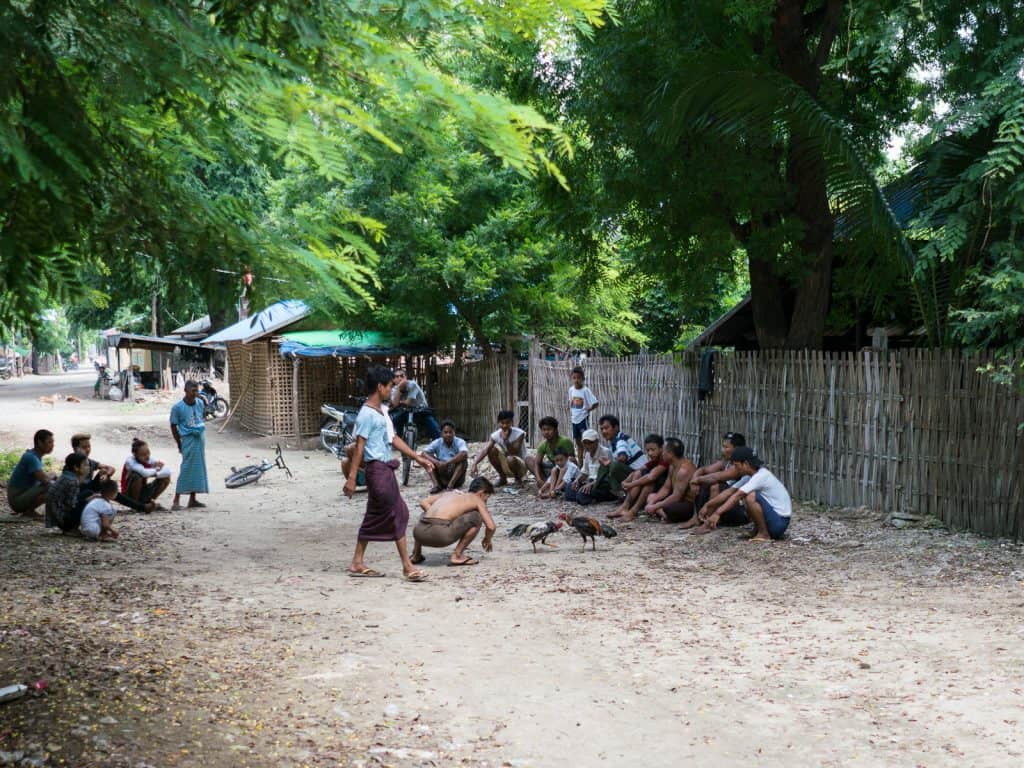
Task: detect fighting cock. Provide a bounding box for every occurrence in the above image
[558,512,617,552]
[508,520,563,553]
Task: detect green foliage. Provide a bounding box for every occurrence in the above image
[1,0,610,336]
[31,308,73,356]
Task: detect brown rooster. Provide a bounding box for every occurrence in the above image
[558,512,617,552]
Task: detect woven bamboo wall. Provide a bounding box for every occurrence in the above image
[429,356,515,440]
[529,349,1024,539]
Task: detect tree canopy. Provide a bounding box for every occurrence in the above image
[3,0,1021,372]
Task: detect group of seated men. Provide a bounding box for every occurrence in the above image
[5,429,173,540]
[412,410,793,543]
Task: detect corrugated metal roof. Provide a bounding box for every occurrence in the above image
[169,315,211,337]
[202,300,310,345]
[278,329,432,358]
[108,333,210,351]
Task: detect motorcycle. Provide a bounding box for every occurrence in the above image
[320,396,366,457]
[197,380,229,420]
[0,357,12,380]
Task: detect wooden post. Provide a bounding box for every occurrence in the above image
[292,356,301,440]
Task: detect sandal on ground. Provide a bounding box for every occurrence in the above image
[447,557,478,567]
[411,554,426,564]
[348,567,385,578]
[747,536,773,544]
[403,571,428,582]
[187,500,207,509]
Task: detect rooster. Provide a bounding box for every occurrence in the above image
[558,512,617,552]
[508,520,563,553]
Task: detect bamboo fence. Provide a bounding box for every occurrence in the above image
[526,349,1024,539]
[428,355,515,440]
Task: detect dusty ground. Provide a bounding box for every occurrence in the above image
[1,370,1023,768]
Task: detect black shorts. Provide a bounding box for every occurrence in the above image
[571,419,588,441]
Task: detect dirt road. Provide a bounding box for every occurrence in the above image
[2,371,1023,767]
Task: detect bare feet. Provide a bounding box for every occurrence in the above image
[679,516,701,530]
[411,553,426,564]
[689,524,714,536]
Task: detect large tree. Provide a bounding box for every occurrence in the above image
[1,0,609,335]
[548,0,926,348]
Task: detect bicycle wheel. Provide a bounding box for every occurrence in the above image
[320,418,345,457]
[225,466,263,488]
[401,425,417,486]
[212,397,229,419]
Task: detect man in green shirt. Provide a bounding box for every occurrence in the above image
[526,416,575,491]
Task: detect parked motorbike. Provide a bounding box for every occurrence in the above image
[197,380,229,420]
[319,396,365,457]
[0,357,12,380]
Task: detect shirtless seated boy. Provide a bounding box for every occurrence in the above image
[412,477,496,567]
[609,434,669,521]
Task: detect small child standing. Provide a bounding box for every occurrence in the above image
[80,479,120,542]
[568,366,599,464]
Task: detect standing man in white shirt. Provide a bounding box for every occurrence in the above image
[703,447,792,541]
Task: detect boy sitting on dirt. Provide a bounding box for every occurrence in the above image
[609,434,670,521]
[412,477,496,566]
[540,447,579,499]
[469,410,527,486]
[46,452,90,532]
[121,438,173,510]
[525,416,575,486]
[701,447,792,541]
[421,420,469,492]
[645,438,698,523]
[80,479,121,542]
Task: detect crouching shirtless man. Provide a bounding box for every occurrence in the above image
[412,477,496,567]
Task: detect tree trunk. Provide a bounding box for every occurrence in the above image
[151,289,160,336]
[772,0,842,349]
[462,314,492,359]
[748,254,788,349]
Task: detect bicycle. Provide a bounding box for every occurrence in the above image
[391,406,434,486]
[224,444,293,488]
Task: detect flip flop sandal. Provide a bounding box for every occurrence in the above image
[403,571,428,582]
[348,568,385,578]
[187,501,207,509]
[447,557,478,567]
[746,537,773,544]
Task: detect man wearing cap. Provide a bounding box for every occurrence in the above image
[703,447,792,541]
[564,428,614,504]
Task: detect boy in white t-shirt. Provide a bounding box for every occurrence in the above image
[703,447,792,541]
[469,410,527,486]
[540,447,579,499]
[80,479,120,542]
[567,366,599,464]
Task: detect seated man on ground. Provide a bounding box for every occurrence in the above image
[80,479,120,542]
[691,432,748,504]
[542,447,579,499]
[644,438,698,523]
[526,416,575,489]
[564,429,615,505]
[412,477,496,566]
[700,447,792,541]
[46,452,90,531]
[597,414,648,497]
[610,434,670,521]
[121,439,173,509]
[421,420,469,492]
[6,429,55,517]
[390,368,441,440]
[72,433,153,514]
[689,432,753,534]
[469,410,527,486]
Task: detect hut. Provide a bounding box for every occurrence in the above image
[202,300,431,438]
